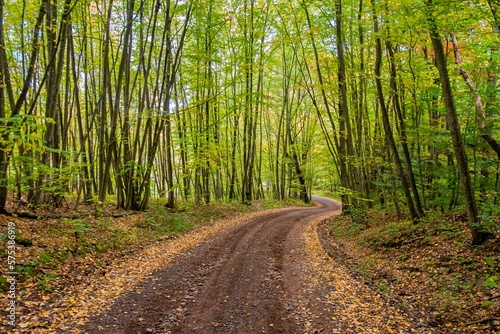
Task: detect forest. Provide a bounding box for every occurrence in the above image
[1,0,500,332]
[1,0,499,242]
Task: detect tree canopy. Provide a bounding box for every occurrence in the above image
[1,0,499,243]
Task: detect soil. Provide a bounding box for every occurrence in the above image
[79,197,432,334]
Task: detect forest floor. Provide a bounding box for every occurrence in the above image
[0,196,303,332]
[318,209,500,334]
[0,196,498,333]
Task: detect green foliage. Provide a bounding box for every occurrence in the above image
[170,214,188,233]
[0,115,48,153]
[67,218,92,236]
[15,261,38,280]
[344,222,364,239]
[94,242,109,254]
[11,152,77,206]
[176,200,194,212]
[349,207,369,226]
[364,220,420,249]
[36,249,68,266]
[94,203,104,217]
[107,225,134,250]
[0,227,32,246]
[143,204,191,237]
[37,272,57,292]
[484,275,498,288]
[0,276,8,292]
[141,204,165,230]
[477,212,500,234]
[398,252,411,262]
[378,283,390,294]
[38,251,53,265]
[485,256,495,268]
[481,300,495,309]
[436,290,459,313]
[65,218,92,255]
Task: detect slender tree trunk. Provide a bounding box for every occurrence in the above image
[98,0,113,205]
[426,0,490,244]
[68,24,93,203]
[335,0,355,209]
[355,0,372,204]
[372,0,419,221]
[175,79,191,200]
[241,0,256,204]
[165,112,175,208]
[386,43,424,217]
[229,114,239,200]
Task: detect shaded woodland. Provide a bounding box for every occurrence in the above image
[1,0,499,244]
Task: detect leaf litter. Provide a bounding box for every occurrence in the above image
[4,199,488,333]
[317,212,499,333]
[0,207,290,333]
[295,210,434,334]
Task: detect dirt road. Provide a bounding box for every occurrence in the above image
[81,197,426,334]
[80,197,337,333]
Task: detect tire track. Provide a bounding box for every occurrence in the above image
[82,198,340,334]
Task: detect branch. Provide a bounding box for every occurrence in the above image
[402,236,425,245]
[465,317,493,326]
[450,31,500,159]
[482,134,500,160]
[488,293,500,301]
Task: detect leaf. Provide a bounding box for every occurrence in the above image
[43,145,71,157]
[484,276,498,288]
[481,300,494,309]
[26,133,43,142]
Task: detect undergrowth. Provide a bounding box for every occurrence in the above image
[323,209,500,333]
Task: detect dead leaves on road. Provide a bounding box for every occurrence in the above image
[298,215,428,334]
[317,213,499,333]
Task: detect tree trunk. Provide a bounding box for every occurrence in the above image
[335,0,355,210]
[449,32,500,160]
[426,0,490,245]
[387,43,424,217]
[371,0,420,221]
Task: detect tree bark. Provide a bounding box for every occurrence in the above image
[335,0,355,209]
[371,0,420,221]
[426,0,490,245]
[387,43,424,217]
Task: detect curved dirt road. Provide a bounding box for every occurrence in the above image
[82,197,340,333]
